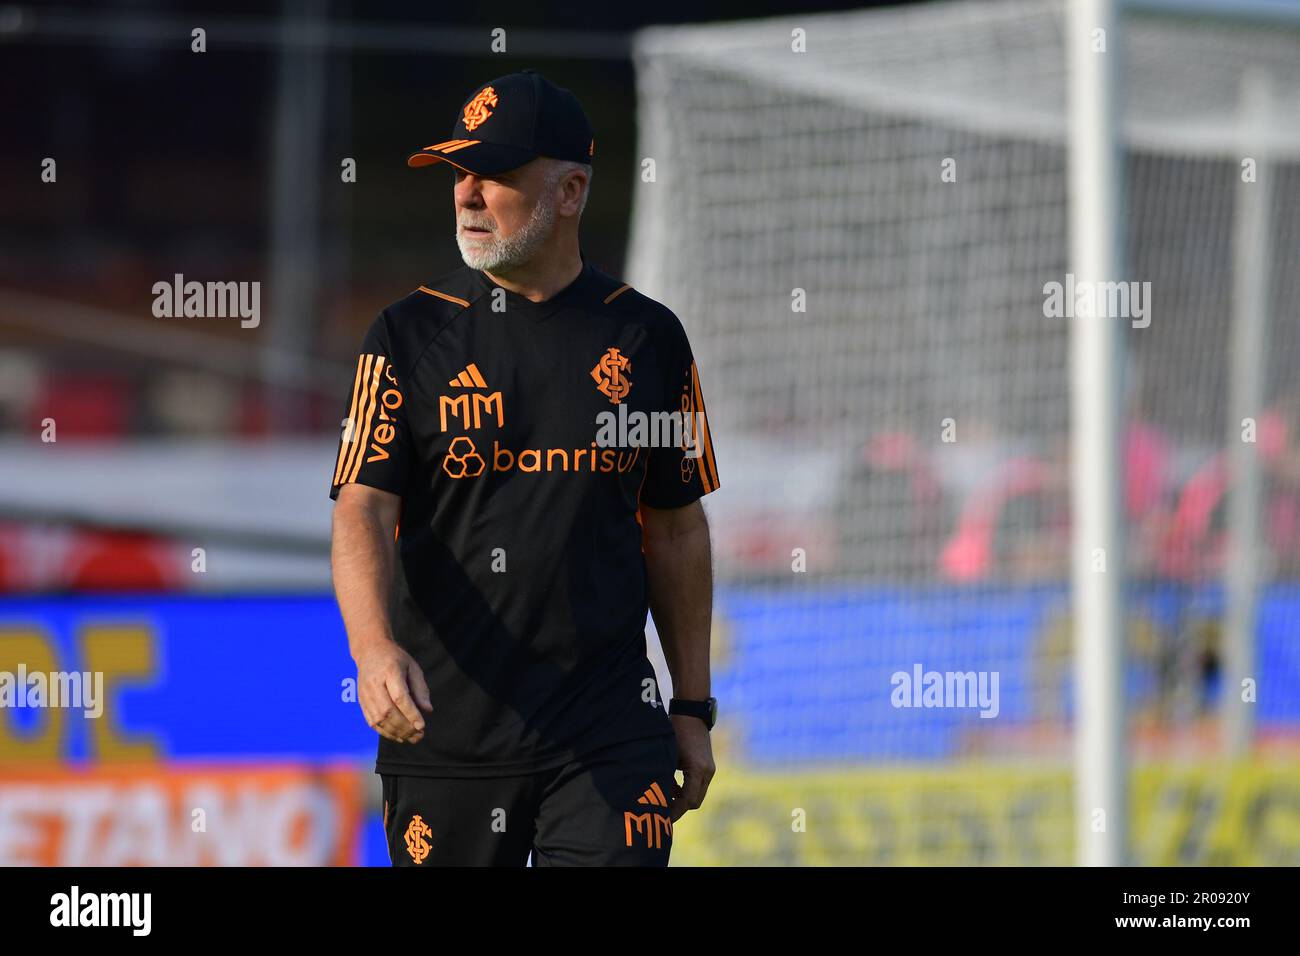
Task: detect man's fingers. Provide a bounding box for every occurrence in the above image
[363,681,418,742]
[385,671,426,734]
[407,658,434,713]
[368,701,411,739]
[668,774,685,821]
[374,707,421,743]
[380,714,422,744]
[681,771,705,810]
[677,766,713,817]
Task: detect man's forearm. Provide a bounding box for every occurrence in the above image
[643,506,713,700]
[331,502,399,660]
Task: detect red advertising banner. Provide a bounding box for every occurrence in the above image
[0,764,363,866]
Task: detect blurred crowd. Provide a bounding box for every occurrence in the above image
[827,393,1300,584]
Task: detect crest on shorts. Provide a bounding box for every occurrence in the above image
[404,814,433,864]
[463,87,499,132]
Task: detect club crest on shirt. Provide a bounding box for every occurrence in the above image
[591,347,633,404]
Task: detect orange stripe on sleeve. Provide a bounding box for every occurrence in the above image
[345,356,385,484]
[690,362,719,493]
[335,356,377,486]
[338,355,377,485]
[333,355,369,486]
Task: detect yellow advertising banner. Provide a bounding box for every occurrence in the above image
[669,761,1300,866]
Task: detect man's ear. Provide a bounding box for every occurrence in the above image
[559,170,587,216]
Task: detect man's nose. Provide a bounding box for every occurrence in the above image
[454,174,485,207]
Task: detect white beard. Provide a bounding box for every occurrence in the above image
[456,196,557,273]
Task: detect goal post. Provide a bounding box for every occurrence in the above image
[1068,0,1127,869]
[628,0,1300,866]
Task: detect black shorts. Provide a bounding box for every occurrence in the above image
[381,733,679,867]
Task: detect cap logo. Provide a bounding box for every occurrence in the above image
[462,86,499,132]
[589,137,595,157]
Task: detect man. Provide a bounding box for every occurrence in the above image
[329,70,720,867]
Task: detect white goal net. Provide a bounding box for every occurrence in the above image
[629,0,1300,865]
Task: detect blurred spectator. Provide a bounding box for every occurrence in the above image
[1158,453,1225,582]
[941,451,1069,583]
[1125,419,1175,579]
[1158,393,1300,582]
[1123,369,1175,577]
[1260,392,1300,576]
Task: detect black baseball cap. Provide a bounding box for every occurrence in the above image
[407,70,594,176]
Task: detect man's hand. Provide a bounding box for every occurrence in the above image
[354,638,433,744]
[641,499,717,822]
[669,714,715,822]
[332,483,432,744]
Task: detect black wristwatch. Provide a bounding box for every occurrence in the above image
[669,696,717,731]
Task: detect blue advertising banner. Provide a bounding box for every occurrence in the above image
[1,586,1297,765]
[2,587,1297,866]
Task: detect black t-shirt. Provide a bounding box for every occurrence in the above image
[329,256,720,777]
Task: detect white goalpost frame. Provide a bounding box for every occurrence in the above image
[624,0,1300,864]
[1132,0,1300,769]
[1067,0,1299,867]
[1068,0,1128,869]
[1224,70,1274,759]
